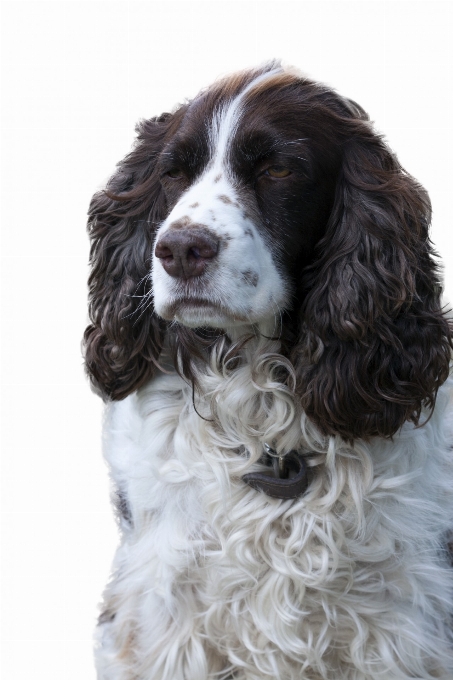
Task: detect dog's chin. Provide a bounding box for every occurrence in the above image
[156,299,252,330]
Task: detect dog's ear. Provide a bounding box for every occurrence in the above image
[293,120,452,441]
[84,111,183,400]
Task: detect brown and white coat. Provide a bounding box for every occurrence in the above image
[85,63,453,679]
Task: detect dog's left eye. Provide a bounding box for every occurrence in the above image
[264,166,292,178]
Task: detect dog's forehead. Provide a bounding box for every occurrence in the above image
[172,68,305,161]
[158,68,325,235]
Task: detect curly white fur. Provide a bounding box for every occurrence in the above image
[95,336,453,680]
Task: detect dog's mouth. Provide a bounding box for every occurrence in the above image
[159,296,252,329]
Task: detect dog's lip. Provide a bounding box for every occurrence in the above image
[174,297,216,307]
[162,296,251,324]
[168,297,224,314]
[172,297,237,316]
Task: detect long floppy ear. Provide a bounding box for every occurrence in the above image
[84,111,182,400]
[293,120,452,441]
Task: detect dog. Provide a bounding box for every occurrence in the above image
[85,63,453,679]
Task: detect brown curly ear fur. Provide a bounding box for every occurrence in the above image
[84,111,184,399]
[293,120,452,441]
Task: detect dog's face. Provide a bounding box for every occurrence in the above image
[152,69,340,329]
[85,63,452,440]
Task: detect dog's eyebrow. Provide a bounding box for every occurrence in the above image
[233,133,310,164]
[279,138,308,147]
[159,137,207,171]
[231,133,278,163]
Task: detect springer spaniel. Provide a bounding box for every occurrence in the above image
[85,63,453,679]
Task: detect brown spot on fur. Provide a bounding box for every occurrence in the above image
[118,627,137,661]
[241,270,259,287]
[189,202,199,209]
[217,194,239,207]
[169,216,192,230]
[244,227,254,238]
[214,174,222,183]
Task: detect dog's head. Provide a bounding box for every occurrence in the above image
[85,63,452,441]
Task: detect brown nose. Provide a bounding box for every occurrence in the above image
[155,227,219,279]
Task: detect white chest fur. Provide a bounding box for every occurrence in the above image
[96,367,453,680]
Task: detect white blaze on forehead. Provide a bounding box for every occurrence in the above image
[209,66,284,171]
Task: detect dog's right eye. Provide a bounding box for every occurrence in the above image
[165,168,184,179]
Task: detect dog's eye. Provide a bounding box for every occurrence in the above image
[166,168,184,179]
[264,166,292,178]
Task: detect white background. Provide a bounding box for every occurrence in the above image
[1,1,452,677]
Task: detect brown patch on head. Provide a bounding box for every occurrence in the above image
[214,174,222,183]
[244,227,254,238]
[189,202,199,209]
[243,70,300,101]
[207,62,287,105]
[241,270,259,287]
[209,68,263,102]
[168,216,192,230]
[217,194,239,207]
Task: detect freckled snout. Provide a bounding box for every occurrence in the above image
[155,227,219,279]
